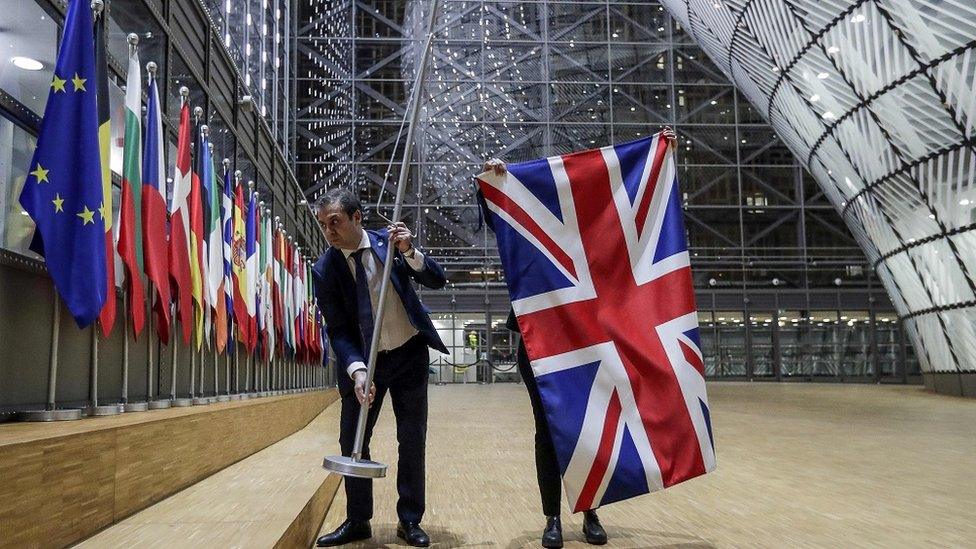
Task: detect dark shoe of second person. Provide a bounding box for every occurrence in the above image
[583,510,608,545]
[542,515,563,548]
[397,521,431,547]
[316,519,371,547]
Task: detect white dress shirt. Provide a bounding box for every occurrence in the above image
[343,229,426,378]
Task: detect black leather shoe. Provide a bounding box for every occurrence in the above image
[316,519,371,547]
[397,521,431,547]
[583,510,607,545]
[542,515,563,548]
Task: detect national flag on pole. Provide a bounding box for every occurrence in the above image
[94,8,116,337]
[477,133,715,512]
[254,201,264,354]
[188,119,206,348]
[117,36,145,338]
[245,188,259,352]
[19,0,106,327]
[142,63,170,344]
[169,93,194,344]
[218,164,234,353]
[231,177,249,347]
[261,205,275,360]
[205,149,225,350]
[272,222,283,352]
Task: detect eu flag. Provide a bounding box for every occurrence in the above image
[19,0,107,327]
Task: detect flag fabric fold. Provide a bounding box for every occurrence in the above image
[477,134,715,512]
[19,0,106,327]
[117,39,145,337]
[142,64,171,344]
[95,10,116,337]
[169,96,194,344]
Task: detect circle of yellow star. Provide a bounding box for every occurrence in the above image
[98,201,107,221]
[52,194,65,213]
[71,72,87,92]
[30,163,49,184]
[51,75,67,93]
[77,205,96,225]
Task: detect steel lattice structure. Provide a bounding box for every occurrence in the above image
[659,0,976,375]
[294,0,920,381]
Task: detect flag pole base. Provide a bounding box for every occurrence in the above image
[323,455,387,479]
[228,394,243,401]
[216,395,231,402]
[84,405,122,417]
[122,402,149,413]
[171,398,193,407]
[192,397,210,406]
[148,399,172,410]
[15,408,83,422]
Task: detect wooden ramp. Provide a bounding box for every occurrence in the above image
[75,398,343,549]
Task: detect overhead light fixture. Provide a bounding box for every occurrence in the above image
[817,72,830,79]
[11,56,43,71]
[850,13,866,23]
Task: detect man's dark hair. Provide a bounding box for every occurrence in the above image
[317,187,362,219]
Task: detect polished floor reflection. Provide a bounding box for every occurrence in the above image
[320,383,976,548]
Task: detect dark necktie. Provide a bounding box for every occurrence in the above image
[351,249,375,354]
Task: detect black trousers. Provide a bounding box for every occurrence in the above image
[339,335,429,523]
[518,341,563,517]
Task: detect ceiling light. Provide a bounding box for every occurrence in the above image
[851,13,866,23]
[827,46,840,54]
[817,72,830,79]
[960,199,971,206]
[810,94,820,102]
[11,56,43,71]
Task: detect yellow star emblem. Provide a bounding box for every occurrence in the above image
[71,72,87,92]
[98,202,107,221]
[77,205,96,225]
[30,163,49,184]
[51,74,67,93]
[52,194,65,213]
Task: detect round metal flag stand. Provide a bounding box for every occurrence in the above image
[16,294,83,422]
[323,0,440,480]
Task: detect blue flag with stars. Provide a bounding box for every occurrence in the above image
[19,0,107,328]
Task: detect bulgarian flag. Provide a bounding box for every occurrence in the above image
[117,37,145,337]
[169,93,194,344]
[95,10,116,336]
[142,64,170,344]
[272,221,283,354]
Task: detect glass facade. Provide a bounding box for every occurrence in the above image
[0,0,322,260]
[661,0,976,375]
[296,0,917,381]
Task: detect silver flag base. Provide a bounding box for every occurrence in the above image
[148,399,172,410]
[171,398,193,407]
[85,404,122,417]
[15,408,83,422]
[323,455,388,479]
[123,402,149,413]
[216,395,231,402]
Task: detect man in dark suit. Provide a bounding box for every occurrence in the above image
[312,188,448,547]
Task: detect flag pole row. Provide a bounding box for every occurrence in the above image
[14,1,328,419]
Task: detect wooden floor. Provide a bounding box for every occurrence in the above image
[318,383,976,548]
[76,394,343,548]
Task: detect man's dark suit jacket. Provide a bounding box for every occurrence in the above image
[312,228,448,396]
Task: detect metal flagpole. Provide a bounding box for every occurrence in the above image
[148,292,170,409]
[324,0,441,479]
[87,319,119,415]
[172,316,190,406]
[17,294,82,421]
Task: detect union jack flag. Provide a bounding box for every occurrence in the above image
[478,133,715,512]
